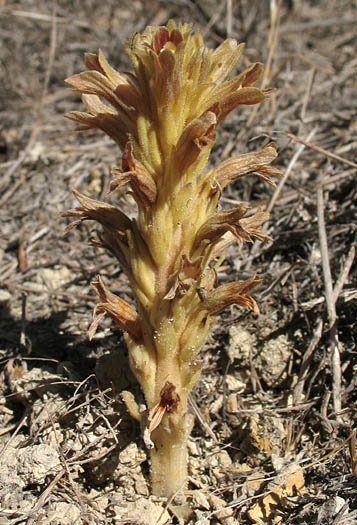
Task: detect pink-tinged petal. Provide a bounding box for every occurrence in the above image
[169,29,183,47]
[91,276,142,340]
[153,27,170,54]
[242,63,263,87]
[202,276,262,315]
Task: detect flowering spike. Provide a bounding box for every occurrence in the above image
[64,21,281,498]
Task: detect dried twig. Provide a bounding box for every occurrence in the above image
[293,319,323,404]
[189,394,218,442]
[0,414,28,459]
[279,15,357,34]
[300,68,315,123]
[267,128,317,214]
[349,429,357,477]
[226,0,232,37]
[7,469,66,524]
[317,186,342,416]
[288,133,357,170]
[333,245,355,304]
[262,0,282,91]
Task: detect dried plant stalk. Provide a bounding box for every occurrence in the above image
[64,21,281,497]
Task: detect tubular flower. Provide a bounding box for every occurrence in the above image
[64,20,281,498]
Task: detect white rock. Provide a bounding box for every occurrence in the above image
[227,327,255,361]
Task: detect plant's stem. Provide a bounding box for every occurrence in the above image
[150,415,190,497]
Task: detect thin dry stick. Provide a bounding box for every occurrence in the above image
[293,319,323,404]
[0,414,28,459]
[301,245,355,311]
[9,469,66,525]
[279,15,357,34]
[202,2,226,36]
[224,167,355,211]
[263,0,282,90]
[8,7,90,28]
[50,416,93,520]
[333,245,355,304]
[188,394,217,442]
[349,429,357,477]
[20,293,27,347]
[300,68,315,123]
[288,133,357,170]
[266,127,317,214]
[244,128,317,271]
[226,0,233,36]
[317,186,341,415]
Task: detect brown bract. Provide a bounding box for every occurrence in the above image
[148,381,180,434]
[89,276,142,341]
[192,204,270,253]
[111,142,157,208]
[202,276,262,316]
[214,143,281,189]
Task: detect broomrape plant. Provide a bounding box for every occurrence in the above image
[64,21,281,498]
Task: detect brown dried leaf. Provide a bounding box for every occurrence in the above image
[247,464,306,523]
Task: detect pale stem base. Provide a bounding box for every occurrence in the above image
[150,416,190,497]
